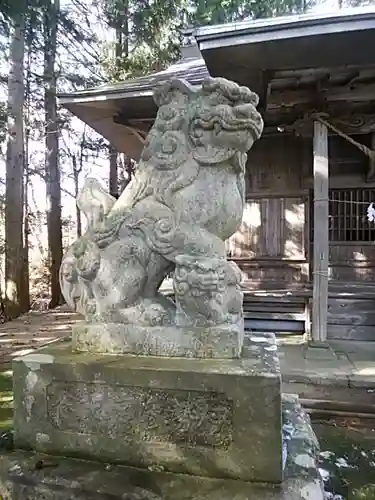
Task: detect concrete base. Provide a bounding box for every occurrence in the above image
[72,321,244,358]
[13,333,282,484]
[0,450,324,500]
[0,391,324,499]
[304,343,337,361]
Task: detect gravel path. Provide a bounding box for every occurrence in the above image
[0,305,81,365]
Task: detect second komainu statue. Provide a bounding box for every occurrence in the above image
[60,77,263,358]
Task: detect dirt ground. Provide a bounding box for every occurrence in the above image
[0,305,81,365]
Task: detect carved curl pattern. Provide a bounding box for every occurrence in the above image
[60,77,263,328]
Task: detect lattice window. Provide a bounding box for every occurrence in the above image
[329,189,375,242]
[310,188,375,243]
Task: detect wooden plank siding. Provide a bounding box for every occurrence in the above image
[226,196,309,287]
[327,298,375,341]
[329,245,375,282]
[226,197,307,259]
[226,135,310,288]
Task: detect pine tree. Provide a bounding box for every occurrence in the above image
[4,6,28,318]
[43,0,64,308]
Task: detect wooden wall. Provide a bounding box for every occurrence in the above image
[227,134,310,288]
[329,245,375,282]
[227,133,375,287]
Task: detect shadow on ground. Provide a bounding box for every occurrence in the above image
[0,305,80,365]
[314,419,375,499]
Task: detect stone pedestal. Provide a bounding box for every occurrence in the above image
[72,322,244,358]
[13,334,282,484]
[2,388,324,500]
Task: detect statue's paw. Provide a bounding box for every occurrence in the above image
[139,303,174,326]
[86,299,97,315]
[112,297,176,327]
[89,295,176,327]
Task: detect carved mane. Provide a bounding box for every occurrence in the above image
[113,77,263,213]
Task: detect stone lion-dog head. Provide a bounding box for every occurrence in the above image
[131,77,264,206]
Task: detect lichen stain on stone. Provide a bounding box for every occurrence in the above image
[22,353,55,371]
[24,371,39,421]
[26,371,38,391]
[294,453,316,469]
[24,393,34,422]
[265,345,277,352]
[36,433,51,445]
[300,479,325,499]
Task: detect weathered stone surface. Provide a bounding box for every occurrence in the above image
[72,321,243,358]
[282,393,322,488]
[9,334,325,499]
[0,451,163,500]
[0,450,324,500]
[59,77,263,356]
[46,383,233,448]
[13,336,282,484]
[242,332,280,375]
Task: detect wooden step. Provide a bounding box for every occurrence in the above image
[245,318,305,333]
[244,311,306,321]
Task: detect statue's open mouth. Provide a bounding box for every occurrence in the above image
[220,104,264,142]
[192,103,264,146]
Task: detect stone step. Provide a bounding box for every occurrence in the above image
[0,449,324,500]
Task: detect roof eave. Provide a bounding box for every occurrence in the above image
[194,8,375,50]
[58,88,153,106]
[58,57,208,106]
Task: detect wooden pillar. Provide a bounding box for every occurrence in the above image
[367,132,375,181]
[312,120,329,344]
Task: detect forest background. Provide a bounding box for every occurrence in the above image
[0,0,370,320]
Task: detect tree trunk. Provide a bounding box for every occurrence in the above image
[109,144,118,198]
[72,155,82,237]
[23,158,30,311]
[114,0,129,71]
[4,11,28,318]
[22,21,34,313]
[118,153,134,194]
[44,0,64,308]
[107,0,129,199]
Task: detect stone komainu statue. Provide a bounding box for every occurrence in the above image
[60,77,263,356]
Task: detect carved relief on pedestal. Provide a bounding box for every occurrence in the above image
[47,382,233,448]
